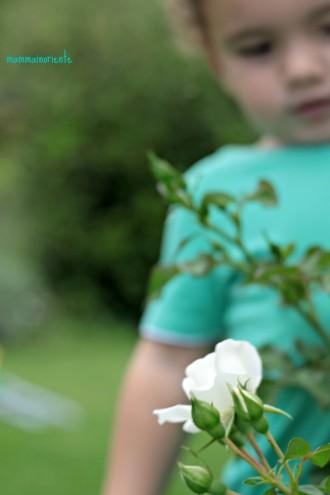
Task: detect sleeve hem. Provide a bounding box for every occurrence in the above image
[139,324,221,347]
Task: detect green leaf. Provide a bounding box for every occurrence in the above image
[146,264,179,299]
[148,151,193,208]
[179,253,218,276]
[173,233,201,258]
[317,251,330,275]
[320,273,330,293]
[230,211,241,230]
[243,477,264,486]
[156,182,192,208]
[300,246,324,276]
[285,437,311,460]
[148,151,186,190]
[321,476,330,494]
[210,241,226,254]
[300,246,330,279]
[310,444,330,468]
[278,278,309,305]
[200,191,236,212]
[262,233,296,263]
[262,233,287,262]
[249,264,308,304]
[298,484,324,495]
[269,242,285,261]
[242,179,277,206]
[262,489,277,495]
[263,404,293,420]
[281,242,296,260]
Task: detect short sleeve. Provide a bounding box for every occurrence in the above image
[138,201,233,346]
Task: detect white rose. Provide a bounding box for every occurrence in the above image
[153,339,262,435]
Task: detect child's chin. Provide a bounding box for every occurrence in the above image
[285,127,330,146]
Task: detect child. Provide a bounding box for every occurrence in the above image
[102,0,330,493]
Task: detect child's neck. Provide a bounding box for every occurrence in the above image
[255,135,282,149]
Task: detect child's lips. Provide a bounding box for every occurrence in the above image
[292,96,330,119]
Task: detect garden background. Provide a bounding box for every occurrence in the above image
[0,0,255,492]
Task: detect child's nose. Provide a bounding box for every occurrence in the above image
[280,40,325,88]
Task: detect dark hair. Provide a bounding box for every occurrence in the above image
[163,0,207,57]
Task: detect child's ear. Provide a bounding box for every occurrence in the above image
[201,34,223,82]
[203,43,234,98]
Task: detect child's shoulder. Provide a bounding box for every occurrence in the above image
[185,145,242,178]
[184,142,330,197]
[183,144,263,194]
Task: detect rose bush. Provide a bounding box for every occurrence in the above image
[154,339,330,495]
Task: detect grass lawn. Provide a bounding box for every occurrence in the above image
[0,317,228,495]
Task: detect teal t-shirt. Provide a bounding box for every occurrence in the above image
[139,144,330,492]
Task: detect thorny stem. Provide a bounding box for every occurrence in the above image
[203,219,256,268]
[225,438,291,495]
[225,438,266,475]
[235,237,257,266]
[233,201,257,267]
[203,219,237,245]
[247,432,272,471]
[265,432,285,458]
[266,432,296,489]
[240,446,266,472]
[295,462,304,485]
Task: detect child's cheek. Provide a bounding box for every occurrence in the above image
[235,81,279,119]
[220,61,281,124]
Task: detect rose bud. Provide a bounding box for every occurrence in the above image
[239,387,264,420]
[231,388,250,421]
[235,416,251,435]
[229,427,246,448]
[209,479,228,495]
[191,397,225,439]
[252,415,269,434]
[178,463,212,494]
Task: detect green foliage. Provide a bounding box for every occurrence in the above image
[310,445,330,468]
[284,438,311,461]
[1,0,254,326]
[321,476,330,493]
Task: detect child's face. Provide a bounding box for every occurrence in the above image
[202,0,330,145]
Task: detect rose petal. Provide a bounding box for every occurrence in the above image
[153,404,191,425]
[215,339,262,392]
[221,408,235,435]
[210,376,234,413]
[183,419,201,434]
[183,352,216,396]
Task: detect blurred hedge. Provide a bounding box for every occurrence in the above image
[1,0,254,327]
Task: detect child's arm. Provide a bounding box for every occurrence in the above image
[101,337,211,495]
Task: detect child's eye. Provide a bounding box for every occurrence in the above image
[236,41,273,57]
